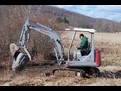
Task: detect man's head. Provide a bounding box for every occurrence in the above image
[79,34,84,40]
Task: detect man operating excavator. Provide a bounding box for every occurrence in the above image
[73,34,89,61]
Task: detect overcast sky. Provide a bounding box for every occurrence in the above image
[51,5,121,22]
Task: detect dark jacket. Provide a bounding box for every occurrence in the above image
[80,36,88,49]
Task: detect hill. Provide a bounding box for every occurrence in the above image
[31,5,121,32]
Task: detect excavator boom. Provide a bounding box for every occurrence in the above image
[10,19,64,71]
[19,19,64,63]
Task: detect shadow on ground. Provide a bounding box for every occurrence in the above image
[99,70,121,79]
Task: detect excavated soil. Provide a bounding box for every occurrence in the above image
[1,32,121,86]
[0,61,121,86]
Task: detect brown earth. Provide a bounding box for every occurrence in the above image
[0,32,121,86]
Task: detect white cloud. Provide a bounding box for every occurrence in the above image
[80,5,88,10]
[97,5,121,9]
[54,5,121,10]
[51,5,74,8]
[96,5,121,11]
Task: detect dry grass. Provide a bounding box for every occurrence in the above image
[95,42,121,66]
[1,32,121,86]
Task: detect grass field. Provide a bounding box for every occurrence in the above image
[0,32,121,86]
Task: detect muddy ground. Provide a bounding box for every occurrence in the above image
[1,32,121,86]
[0,60,121,86]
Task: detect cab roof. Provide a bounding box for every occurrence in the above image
[65,27,96,33]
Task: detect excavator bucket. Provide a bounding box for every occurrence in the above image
[9,43,29,72]
[15,55,29,72]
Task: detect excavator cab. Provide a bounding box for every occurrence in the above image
[64,28,101,68]
[53,28,101,77]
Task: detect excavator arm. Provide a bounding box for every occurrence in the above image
[18,19,64,65]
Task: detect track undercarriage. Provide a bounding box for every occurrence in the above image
[52,67,100,78]
[14,59,100,78]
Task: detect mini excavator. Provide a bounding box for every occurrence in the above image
[10,19,101,77]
